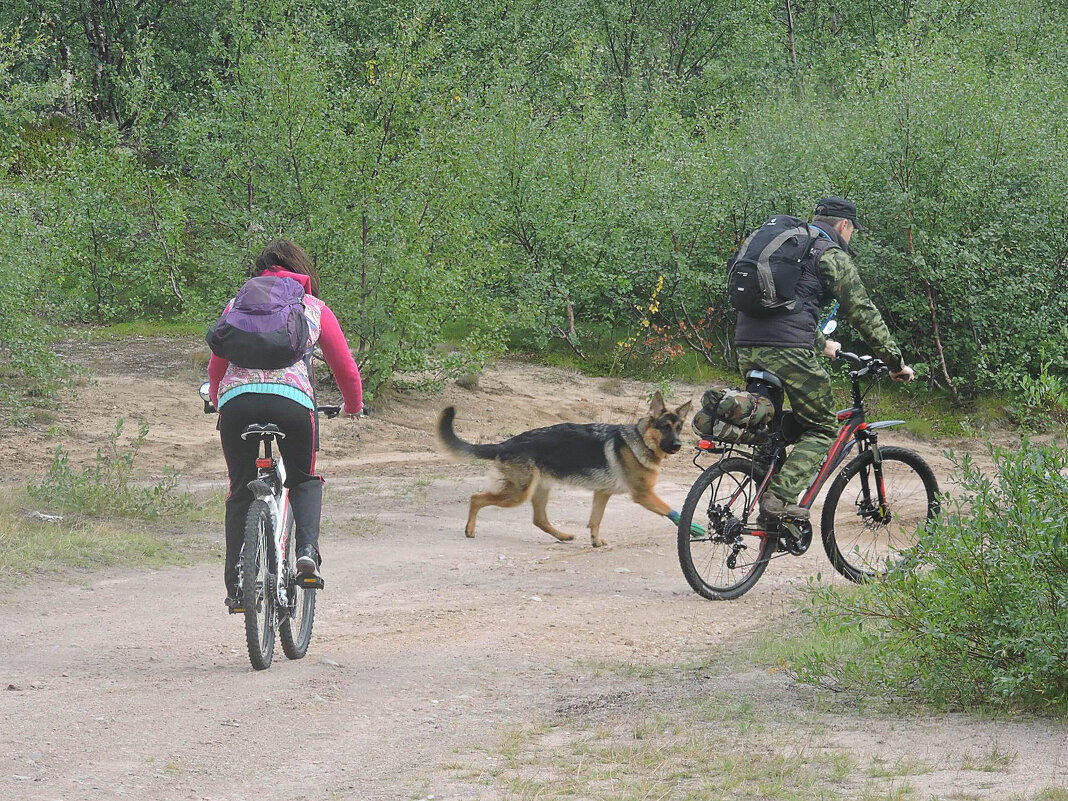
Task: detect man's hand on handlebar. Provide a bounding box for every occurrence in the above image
[832,352,915,383]
[823,339,842,360]
[891,365,916,383]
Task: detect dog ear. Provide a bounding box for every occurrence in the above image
[674,400,692,420]
[649,391,666,415]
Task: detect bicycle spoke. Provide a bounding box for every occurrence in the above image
[823,447,939,582]
[679,458,776,600]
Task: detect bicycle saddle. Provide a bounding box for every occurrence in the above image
[241,423,286,440]
[744,369,785,414]
[744,369,806,443]
[744,369,783,391]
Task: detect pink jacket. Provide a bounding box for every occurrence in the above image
[208,268,363,413]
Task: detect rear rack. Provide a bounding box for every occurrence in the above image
[692,440,735,468]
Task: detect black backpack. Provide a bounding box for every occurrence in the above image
[727,215,817,317]
[206,275,312,369]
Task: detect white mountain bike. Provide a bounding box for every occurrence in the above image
[200,382,340,670]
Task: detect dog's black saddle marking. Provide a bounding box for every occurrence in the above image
[497,422,622,477]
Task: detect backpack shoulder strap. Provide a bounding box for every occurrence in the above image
[807,235,840,270]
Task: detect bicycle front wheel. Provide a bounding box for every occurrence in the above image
[279,513,316,660]
[241,500,276,670]
[678,458,776,600]
[821,446,940,583]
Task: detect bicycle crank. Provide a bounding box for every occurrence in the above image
[780,519,813,556]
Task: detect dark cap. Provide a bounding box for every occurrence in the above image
[814,196,862,230]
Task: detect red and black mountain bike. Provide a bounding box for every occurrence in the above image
[677,352,940,600]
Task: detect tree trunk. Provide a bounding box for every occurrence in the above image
[906,226,958,398]
[784,0,803,96]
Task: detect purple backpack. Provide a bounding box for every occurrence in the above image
[207,275,311,369]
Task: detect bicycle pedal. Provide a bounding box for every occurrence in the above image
[295,573,325,590]
[225,598,246,614]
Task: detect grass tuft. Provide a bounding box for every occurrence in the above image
[0,507,186,577]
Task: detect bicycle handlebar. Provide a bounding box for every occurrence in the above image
[202,403,360,417]
[833,352,890,379]
[834,351,866,368]
[198,382,366,418]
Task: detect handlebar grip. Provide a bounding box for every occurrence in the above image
[833,351,864,368]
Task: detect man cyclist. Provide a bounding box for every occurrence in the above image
[733,197,915,526]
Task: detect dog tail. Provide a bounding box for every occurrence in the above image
[437,406,500,460]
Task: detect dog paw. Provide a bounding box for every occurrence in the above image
[554,533,575,542]
[465,529,476,538]
[591,537,607,548]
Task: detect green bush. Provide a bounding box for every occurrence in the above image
[4,1,1068,406]
[1015,359,1068,431]
[793,438,1068,712]
[28,419,195,520]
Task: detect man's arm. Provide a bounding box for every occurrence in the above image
[818,249,905,372]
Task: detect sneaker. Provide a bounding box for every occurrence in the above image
[759,493,809,522]
[295,545,319,576]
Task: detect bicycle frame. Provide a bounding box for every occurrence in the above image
[797,413,906,509]
[245,434,293,609]
[699,356,907,527]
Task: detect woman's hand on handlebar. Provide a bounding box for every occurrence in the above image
[891,365,916,383]
[342,402,370,418]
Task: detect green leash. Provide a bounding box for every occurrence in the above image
[668,509,707,537]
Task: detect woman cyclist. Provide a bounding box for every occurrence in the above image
[208,239,363,612]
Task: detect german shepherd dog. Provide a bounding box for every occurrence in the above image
[437,392,692,547]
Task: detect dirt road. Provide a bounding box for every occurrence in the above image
[1,340,1063,800]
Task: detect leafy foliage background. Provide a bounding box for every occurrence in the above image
[3,0,1067,402]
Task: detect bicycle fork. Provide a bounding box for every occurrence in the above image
[856,439,892,524]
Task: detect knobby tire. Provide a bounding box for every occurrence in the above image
[279,511,316,660]
[678,457,777,600]
[241,500,276,670]
[821,446,940,583]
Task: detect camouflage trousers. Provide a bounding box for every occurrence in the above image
[736,346,838,504]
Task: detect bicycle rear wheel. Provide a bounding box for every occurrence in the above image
[678,458,776,600]
[241,500,276,670]
[279,512,316,660]
[821,446,940,583]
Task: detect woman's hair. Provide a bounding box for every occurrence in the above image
[252,239,320,297]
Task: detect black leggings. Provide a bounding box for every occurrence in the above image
[219,393,320,594]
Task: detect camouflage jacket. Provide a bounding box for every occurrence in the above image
[814,244,904,372]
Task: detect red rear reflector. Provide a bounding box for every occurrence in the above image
[256,458,272,469]
[698,440,714,450]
